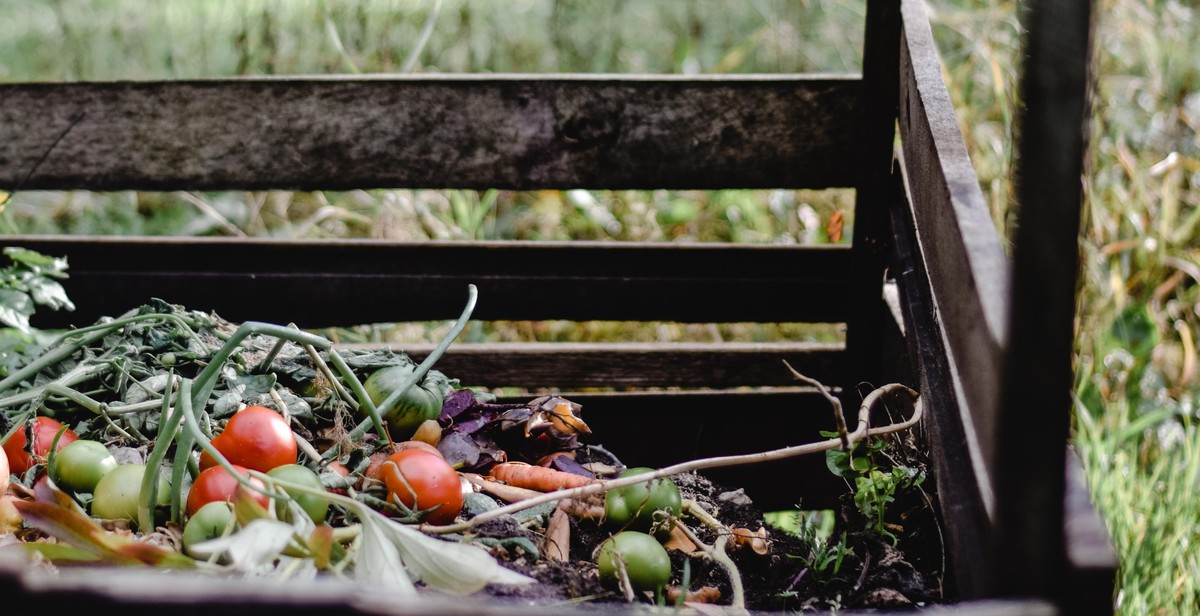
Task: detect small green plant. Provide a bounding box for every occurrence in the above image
[767,509,852,584]
[822,433,926,543]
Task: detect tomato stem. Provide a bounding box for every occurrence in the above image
[140,371,182,531]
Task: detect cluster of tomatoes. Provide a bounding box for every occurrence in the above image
[1,401,467,555]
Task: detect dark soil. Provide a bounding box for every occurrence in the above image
[464,465,947,613]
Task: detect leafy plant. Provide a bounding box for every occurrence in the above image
[823,433,926,543]
[0,247,74,334]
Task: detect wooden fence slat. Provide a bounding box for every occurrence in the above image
[346,341,844,390]
[0,75,860,191]
[2,236,851,327]
[898,0,1010,508]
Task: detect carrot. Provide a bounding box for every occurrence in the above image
[490,462,597,492]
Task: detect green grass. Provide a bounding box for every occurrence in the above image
[2,1,1199,612]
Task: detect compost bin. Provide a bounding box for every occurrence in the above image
[0,0,1114,613]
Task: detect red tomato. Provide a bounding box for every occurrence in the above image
[2,416,78,475]
[378,449,463,526]
[186,464,270,517]
[199,406,296,473]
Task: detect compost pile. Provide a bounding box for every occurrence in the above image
[0,299,943,613]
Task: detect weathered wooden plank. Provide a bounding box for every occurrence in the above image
[1,236,851,327]
[844,0,901,397]
[0,75,861,191]
[992,0,1101,602]
[343,341,844,390]
[0,541,1060,616]
[891,174,994,599]
[898,0,1009,511]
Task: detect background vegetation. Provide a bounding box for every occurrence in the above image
[1,1,1197,613]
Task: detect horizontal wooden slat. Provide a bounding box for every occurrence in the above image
[0,545,1059,616]
[0,74,861,191]
[898,0,1009,514]
[348,341,844,389]
[3,236,850,328]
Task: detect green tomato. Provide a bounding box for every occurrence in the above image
[604,467,682,536]
[267,463,331,523]
[91,463,169,526]
[363,364,452,440]
[182,501,236,555]
[596,531,672,594]
[51,439,117,494]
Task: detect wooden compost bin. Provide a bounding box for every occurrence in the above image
[0,0,1114,614]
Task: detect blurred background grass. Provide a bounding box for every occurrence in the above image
[1,1,1197,612]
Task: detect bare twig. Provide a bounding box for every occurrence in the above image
[783,360,849,450]
[425,383,921,535]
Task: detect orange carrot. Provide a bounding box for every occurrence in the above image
[490,462,597,491]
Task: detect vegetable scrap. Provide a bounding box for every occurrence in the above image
[0,291,943,611]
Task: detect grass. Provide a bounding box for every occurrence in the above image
[2,1,1199,612]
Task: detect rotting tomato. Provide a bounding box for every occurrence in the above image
[604,467,682,537]
[187,463,270,517]
[363,364,451,441]
[2,416,78,476]
[91,463,170,527]
[51,439,117,494]
[596,531,672,594]
[199,406,296,474]
[378,449,464,525]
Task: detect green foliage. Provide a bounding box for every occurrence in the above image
[767,508,852,587]
[0,247,74,334]
[823,433,926,543]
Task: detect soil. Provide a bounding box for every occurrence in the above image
[459,461,947,614]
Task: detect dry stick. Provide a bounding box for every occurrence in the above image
[425,383,921,535]
[783,359,849,450]
[304,342,359,411]
[177,191,247,237]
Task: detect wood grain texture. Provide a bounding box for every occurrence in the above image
[343,341,845,390]
[898,0,1010,506]
[844,0,901,395]
[2,236,851,327]
[892,172,994,599]
[0,75,861,191]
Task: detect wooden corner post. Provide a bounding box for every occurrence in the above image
[993,0,1104,608]
[846,0,902,398]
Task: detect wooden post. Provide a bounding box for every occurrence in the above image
[992,0,1098,604]
[846,0,902,398]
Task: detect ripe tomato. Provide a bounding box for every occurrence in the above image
[2,416,79,475]
[596,531,672,593]
[199,406,296,473]
[378,449,463,525]
[187,464,270,516]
